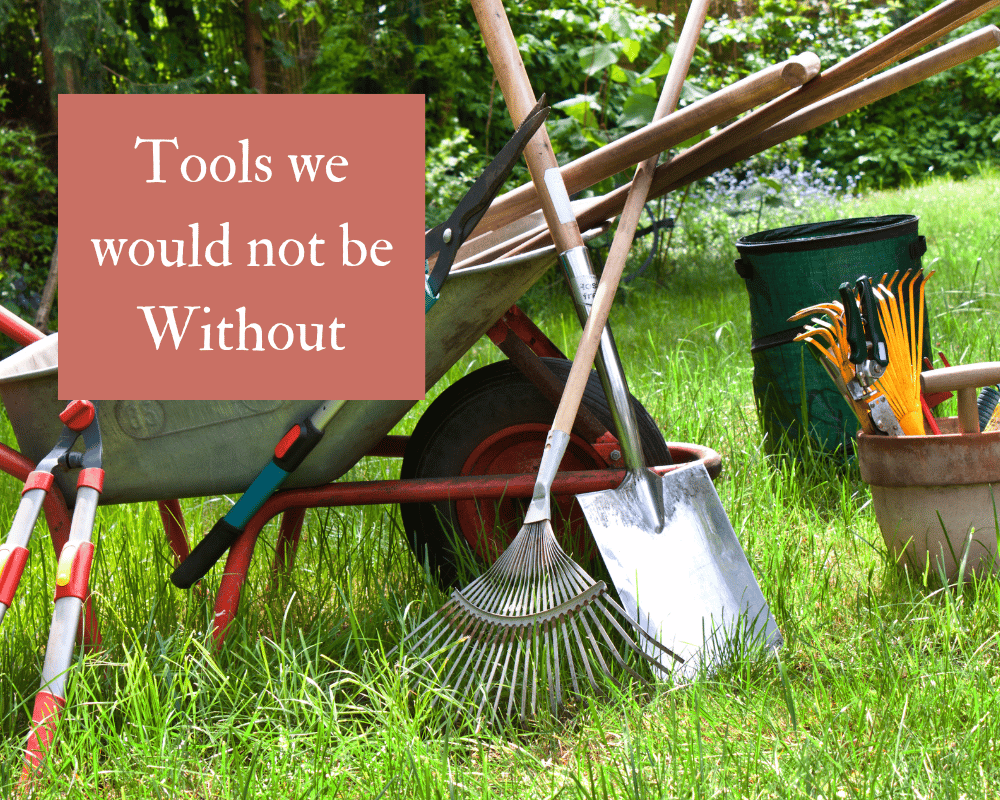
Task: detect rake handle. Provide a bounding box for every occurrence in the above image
[552,0,707,436]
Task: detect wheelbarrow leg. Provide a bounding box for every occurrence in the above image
[211,514,268,649]
[271,508,307,582]
[21,478,102,785]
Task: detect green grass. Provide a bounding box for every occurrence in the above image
[3,166,1000,797]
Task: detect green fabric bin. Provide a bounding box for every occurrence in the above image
[735,215,930,456]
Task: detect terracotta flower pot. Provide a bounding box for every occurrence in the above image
[858,417,1000,581]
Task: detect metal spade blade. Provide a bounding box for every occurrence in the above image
[576,460,781,679]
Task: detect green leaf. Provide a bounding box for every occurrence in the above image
[622,38,641,63]
[759,176,783,191]
[609,65,629,84]
[579,43,618,76]
[600,8,633,40]
[554,94,600,126]
[618,94,657,128]
[641,53,672,80]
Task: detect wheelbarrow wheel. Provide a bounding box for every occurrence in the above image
[401,358,670,588]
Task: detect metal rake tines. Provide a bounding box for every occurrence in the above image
[402,520,683,721]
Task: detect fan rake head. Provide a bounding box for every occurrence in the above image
[400,518,682,722]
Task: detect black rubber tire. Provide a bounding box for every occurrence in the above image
[400,358,671,588]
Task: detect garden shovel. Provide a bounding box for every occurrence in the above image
[568,0,781,676]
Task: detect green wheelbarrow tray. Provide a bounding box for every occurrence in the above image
[0,205,609,506]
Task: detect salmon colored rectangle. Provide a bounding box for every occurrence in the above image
[58,94,425,400]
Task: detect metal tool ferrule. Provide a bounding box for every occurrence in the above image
[523,429,570,524]
[559,246,598,315]
[557,245,647,472]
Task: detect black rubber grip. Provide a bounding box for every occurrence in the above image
[170,518,242,588]
[273,418,323,472]
[840,282,865,364]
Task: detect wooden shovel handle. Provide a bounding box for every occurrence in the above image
[472,0,584,254]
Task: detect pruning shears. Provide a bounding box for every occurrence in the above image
[792,278,902,437]
[840,277,901,435]
[841,277,888,388]
[424,98,549,311]
[0,400,104,627]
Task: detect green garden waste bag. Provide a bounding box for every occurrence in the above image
[735,215,930,456]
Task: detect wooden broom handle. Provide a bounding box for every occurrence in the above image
[472,0,584,254]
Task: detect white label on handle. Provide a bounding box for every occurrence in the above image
[544,168,574,225]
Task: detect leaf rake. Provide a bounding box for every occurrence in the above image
[401,516,681,720]
[399,0,705,722]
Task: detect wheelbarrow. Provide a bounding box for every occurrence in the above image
[0,206,721,781]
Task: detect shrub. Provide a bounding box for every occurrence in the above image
[0,119,57,329]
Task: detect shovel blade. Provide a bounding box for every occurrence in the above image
[576,460,780,679]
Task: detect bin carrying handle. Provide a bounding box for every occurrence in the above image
[921,362,1000,434]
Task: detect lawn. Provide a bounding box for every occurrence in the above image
[2,166,999,798]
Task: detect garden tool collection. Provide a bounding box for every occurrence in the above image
[508,8,1000,257]
[0,399,105,775]
[171,105,549,590]
[401,0,779,720]
[793,269,932,437]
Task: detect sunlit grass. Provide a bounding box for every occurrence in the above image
[2,168,1000,797]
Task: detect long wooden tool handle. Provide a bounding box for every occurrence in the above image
[564,24,1000,243]
[472,0,583,254]
[479,0,995,247]
[647,24,1000,202]
[549,0,709,437]
[475,52,820,237]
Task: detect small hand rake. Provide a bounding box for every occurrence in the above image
[400,0,715,720]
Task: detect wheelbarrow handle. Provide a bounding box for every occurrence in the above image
[0,486,49,625]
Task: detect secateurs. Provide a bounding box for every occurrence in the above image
[790,278,897,436]
[791,269,932,437]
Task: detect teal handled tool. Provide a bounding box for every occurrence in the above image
[171,399,345,588]
[172,104,550,589]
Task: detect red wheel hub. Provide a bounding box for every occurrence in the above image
[455,423,607,563]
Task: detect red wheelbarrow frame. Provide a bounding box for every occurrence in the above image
[0,303,720,780]
[0,304,721,646]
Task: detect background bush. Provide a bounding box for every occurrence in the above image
[2,0,998,321]
[0,97,57,330]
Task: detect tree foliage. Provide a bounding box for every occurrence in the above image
[0,107,57,327]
